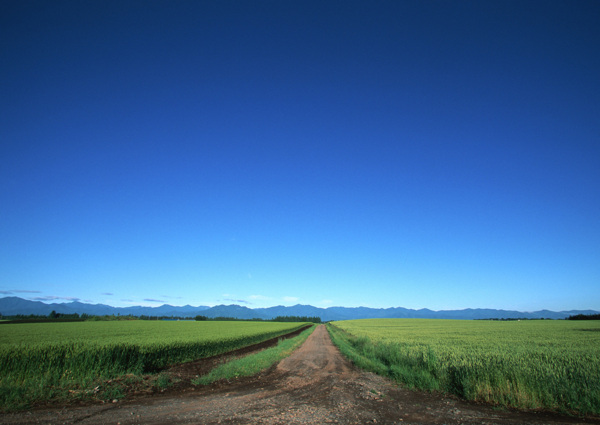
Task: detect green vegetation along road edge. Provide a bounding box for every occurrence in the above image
[327,321,600,418]
[193,324,316,385]
[0,321,309,412]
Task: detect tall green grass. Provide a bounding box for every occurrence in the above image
[0,321,307,411]
[328,319,600,416]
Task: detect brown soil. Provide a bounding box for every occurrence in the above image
[2,325,599,425]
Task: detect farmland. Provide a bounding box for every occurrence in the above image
[0,320,308,410]
[328,319,600,416]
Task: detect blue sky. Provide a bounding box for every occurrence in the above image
[1,1,599,312]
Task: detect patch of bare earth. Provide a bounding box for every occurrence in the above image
[2,325,599,424]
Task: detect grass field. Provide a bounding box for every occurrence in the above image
[328,319,600,416]
[0,320,307,410]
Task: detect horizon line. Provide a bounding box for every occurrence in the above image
[1,296,597,313]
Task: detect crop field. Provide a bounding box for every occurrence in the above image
[328,319,600,416]
[0,320,307,410]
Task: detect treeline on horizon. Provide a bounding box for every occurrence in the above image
[2,311,598,324]
[475,313,600,321]
[567,313,600,320]
[0,311,322,324]
[194,315,322,323]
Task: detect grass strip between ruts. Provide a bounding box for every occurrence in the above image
[0,321,309,412]
[193,324,316,385]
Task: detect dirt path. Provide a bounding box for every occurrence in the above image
[2,325,599,425]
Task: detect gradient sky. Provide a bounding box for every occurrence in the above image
[1,1,599,312]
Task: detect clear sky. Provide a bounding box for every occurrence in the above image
[1,1,599,312]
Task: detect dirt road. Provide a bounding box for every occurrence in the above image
[2,325,598,424]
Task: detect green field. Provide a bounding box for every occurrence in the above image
[0,320,307,410]
[328,319,600,416]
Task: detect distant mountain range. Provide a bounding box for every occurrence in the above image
[1,296,597,321]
